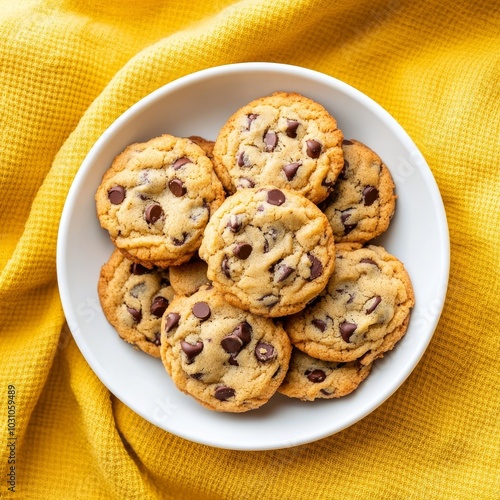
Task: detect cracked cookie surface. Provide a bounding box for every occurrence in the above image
[98,248,175,357]
[95,134,225,268]
[320,139,396,243]
[199,187,336,317]
[285,244,414,365]
[212,92,344,204]
[278,348,372,401]
[160,286,292,412]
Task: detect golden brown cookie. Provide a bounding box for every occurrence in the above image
[278,348,372,401]
[212,92,344,203]
[199,187,336,317]
[98,248,175,357]
[285,244,414,365]
[160,286,292,412]
[95,134,225,268]
[320,139,396,243]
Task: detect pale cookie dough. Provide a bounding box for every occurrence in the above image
[320,139,396,243]
[278,348,372,401]
[160,286,292,412]
[285,244,414,365]
[98,248,175,357]
[199,187,336,317]
[212,92,344,204]
[95,134,225,268]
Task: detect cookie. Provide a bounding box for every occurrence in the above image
[160,286,292,412]
[169,256,209,296]
[278,348,372,401]
[199,187,336,317]
[98,248,175,357]
[320,139,396,243]
[187,136,214,160]
[212,92,344,204]
[285,244,414,365]
[95,134,225,268]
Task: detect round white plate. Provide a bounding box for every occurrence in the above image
[57,62,449,450]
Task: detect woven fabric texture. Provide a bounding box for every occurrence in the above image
[0,0,499,498]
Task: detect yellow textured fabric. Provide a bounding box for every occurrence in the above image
[1,0,499,498]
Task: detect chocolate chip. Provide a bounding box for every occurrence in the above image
[366,296,382,314]
[190,372,203,380]
[286,120,299,138]
[267,189,286,206]
[221,257,231,278]
[282,162,301,181]
[342,139,354,145]
[264,130,278,152]
[339,160,349,180]
[221,334,243,354]
[305,369,326,383]
[340,211,357,235]
[169,178,187,197]
[145,203,163,224]
[150,332,161,346]
[233,242,252,260]
[192,301,211,320]
[129,263,151,275]
[312,319,327,332]
[343,223,357,235]
[172,157,192,170]
[360,258,378,267]
[232,321,252,344]
[237,151,248,167]
[246,113,258,130]
[127,307,142,323]
[172,232,188,246]
[108,186,126,204]
[306,140,322,158]
[150,296,169,317]
[228,355,239,366]
[263,227,278,253]
[227,214,242,232]
[164,312,180,333]
[275,263,294,282]
[214,386,235,401]
[254,342,277,362]
[339,321,357,342]
[362,186,379,206]
[308,254,323,280]
[180,340,203,362]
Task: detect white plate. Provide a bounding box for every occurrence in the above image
[57,62,449,450]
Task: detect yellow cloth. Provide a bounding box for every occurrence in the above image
[1,0,499,498]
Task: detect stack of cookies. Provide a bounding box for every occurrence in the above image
[95,92,414,413]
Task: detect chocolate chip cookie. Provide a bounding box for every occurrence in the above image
[199,187,336,317]
[98,248,175,357]
[95,134,225,268]
[285,244,414,365]
[212,92,344,203]
[320,139,396,243]
[160,286,292,412]
[278,348,372,401]
[169,256,209,296]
